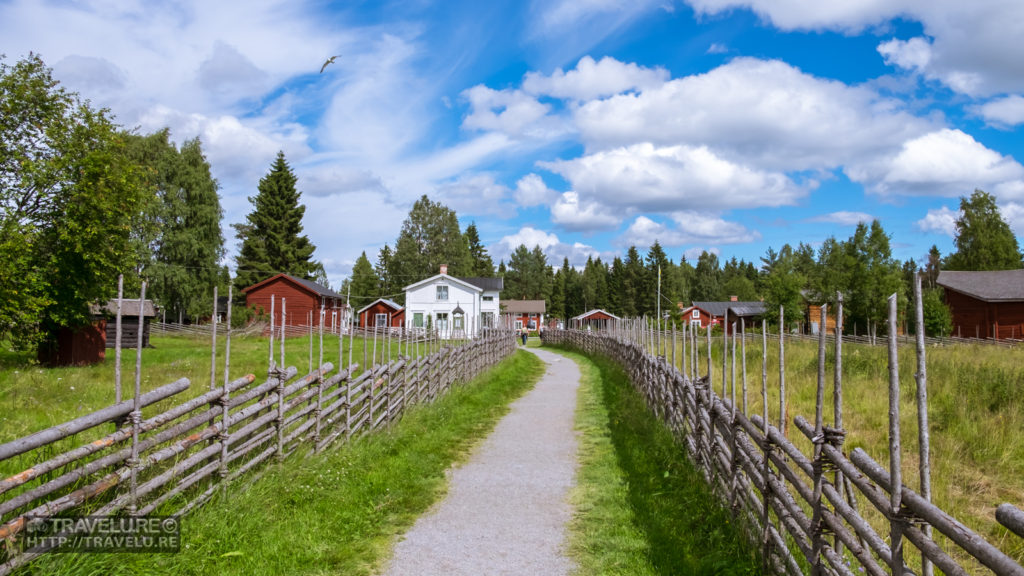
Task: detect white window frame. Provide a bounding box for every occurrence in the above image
[482,295,494,302]
[436,285,449,301]
[413,312,424,328]
[436,312,449,332]
[690,319,702,328]
[691,309,700,319]
[515,320,523,330]
[375,313,388,327]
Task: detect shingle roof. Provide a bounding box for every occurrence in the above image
[691,301,766,318]
[502,300,546,314]
[937,269,1024,301]
[459,276,504,291]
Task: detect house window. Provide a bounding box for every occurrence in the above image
[454,316,464,329]
[436,285,448,301]
[481,312,494,328]
[436,313,449,332]
[413,312,424,328]
[483,296,494,302]
[515,320,523,330]
[375,313,388,327]
[690,319,702,328]
[691,310,700,319]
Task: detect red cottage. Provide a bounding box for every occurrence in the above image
[571,309,620,331]
[937,269,1024,339]
[501,300,546,331]
[243,274,347,331]
[356,298,405,329]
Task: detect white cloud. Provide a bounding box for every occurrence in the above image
[685,0,1024,96]
[461,85,572,140]
[683,246,720,261]
[574,58,931,172]
[1000,202,1024,235]
[541,142,806,212]
[914,206,959,236]
[620,214,758,248]
[550,192,621,231]
[849,129,1024,197]
[514,173,559,206]
[433,173,513,217]
[975,95,1024,128]
[522,55,669,100]
[810,211,873,226]
[706,43,729,54]
[492,226,602,267]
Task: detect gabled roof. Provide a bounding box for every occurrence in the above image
[572,309,620,321]
[459,277,504,291]
[91,299,157,318]
[691,301,765,318]
[356,298,404,315]
[502,300,546,314]
[937,269,1024,302]
[242,273,343,299]
[403,273,483,293]
[728,303,767,318]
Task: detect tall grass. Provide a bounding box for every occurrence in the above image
[675,331,1024,568]
[20,349,545,575]
[553,346,760,575]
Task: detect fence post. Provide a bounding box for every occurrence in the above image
[115,274,123,404]
[128,281,147,516]
[779,306,786,437]
[914,274,934,576]
[219,286,233,492]
[887,293,905,575]
[277,298,286,461]
[314,305,325,451]
[810,304,827,575]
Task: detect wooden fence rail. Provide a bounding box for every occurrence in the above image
[0,285,516,575]
[544,280,1024,576]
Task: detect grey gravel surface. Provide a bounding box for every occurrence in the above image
[381,347,580,576]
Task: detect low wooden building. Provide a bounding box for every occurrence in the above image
[243,274,346,330]
[501,300,546,331]
[571,309,619,331]
[96,299,157,349]
[937,269,1024,339]
[688,300,766,334]
[356,298,405,329]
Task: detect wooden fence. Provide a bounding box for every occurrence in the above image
[544,280,1024,576]
[0,284,517,575]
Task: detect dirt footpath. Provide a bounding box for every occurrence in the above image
[381,347,580,576]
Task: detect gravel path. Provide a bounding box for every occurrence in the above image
[381,347,580,576]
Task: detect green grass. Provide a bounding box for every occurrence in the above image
[550,345,761,576]
[661,332,1024,570]
[22,349,545,576]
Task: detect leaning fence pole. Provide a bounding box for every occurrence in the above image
[761,319,772,567]
[210,286,218,391]
[115,274,124,404]
[887,293,905,575]
[219,286,233,492]
[128,281,147,516]
[914,274,934,576]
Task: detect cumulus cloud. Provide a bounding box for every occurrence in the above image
[492,226,602,267]
[522,55,668,100]
[541,142,806,212]
[198,41,269,98]
[620,214,758,248]
[514,173,559,206]
[574,58,930,172]
[914,206,959,236]
[683,246,720,261]
[975,95,1024,128]
[685,0,1024,96]
[849,129,1024,197]
[550,191,621,232]
[707,43,729,54]
[433,173,513,217]
[461,85,567,139]
[809,211,873,226]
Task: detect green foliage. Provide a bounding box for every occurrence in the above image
[760,245,805,327]
[0,54,146,351]
[691,250,722,302]
[128,131,225,321]
[946,189,1022,271]
[922,287,953,337]
[391,195,472,296]
[503,244,551,300]
[464,222,494,277]
[232,152,322,295]
[349,251,380,310]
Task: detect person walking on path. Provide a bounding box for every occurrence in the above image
[382,348,580,576]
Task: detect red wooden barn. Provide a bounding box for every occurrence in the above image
[571,309,620,331]
[356,298,405,329]
[243,274,347,330]
[937,269,1024,339]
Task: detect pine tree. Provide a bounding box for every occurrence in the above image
[233,152,321,295]
[464,222,494,277]
[946,190,1022,271]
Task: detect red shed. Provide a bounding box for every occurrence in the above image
[937,269,1024,339]
[571,309,620,331]
[501,300,546,331]
[243,274,346,331]
[356,298,405,329]
[679,304,716,329]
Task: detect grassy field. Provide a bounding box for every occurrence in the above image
[19,349,546,575]
[551,345,760,575]
[663,330,1024,569]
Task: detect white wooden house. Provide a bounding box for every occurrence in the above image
[403,265,503,339]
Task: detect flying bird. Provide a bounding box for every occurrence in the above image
[320,55,340,74]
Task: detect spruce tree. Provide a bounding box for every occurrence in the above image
[349,252,380,310]
[464,222,495,277]
[233,152,321,295]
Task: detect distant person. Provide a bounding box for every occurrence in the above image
[521,329,528,346]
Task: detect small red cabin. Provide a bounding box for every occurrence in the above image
[356,298,405,329]
[502,300,546,331]
[243,274,346,331]
[571,309,620,331]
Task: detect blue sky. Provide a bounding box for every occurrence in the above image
[4,0,1024,288]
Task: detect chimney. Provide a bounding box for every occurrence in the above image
[440,264,448,275]
[730,295,738,302]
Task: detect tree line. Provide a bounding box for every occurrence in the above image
[1,54,321,357]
